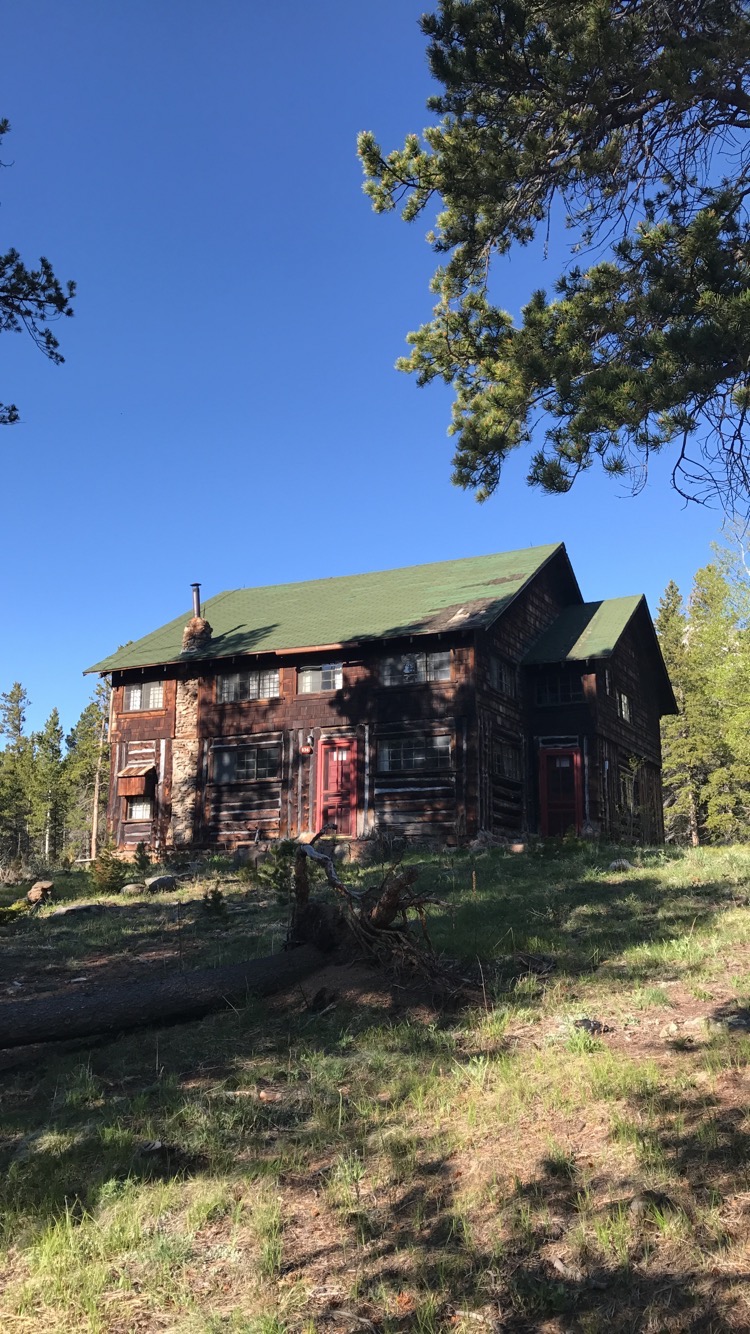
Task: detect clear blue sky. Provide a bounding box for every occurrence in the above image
[1,0,723,736]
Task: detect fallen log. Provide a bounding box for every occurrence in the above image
[0,944,326,1050]
[0,835,454,1050]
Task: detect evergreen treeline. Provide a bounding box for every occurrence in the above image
[0,681,110,868]
[656,544,750,845]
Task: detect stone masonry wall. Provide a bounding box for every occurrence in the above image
[169,678,200,846]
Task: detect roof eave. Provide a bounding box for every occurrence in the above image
[85,617,485,676]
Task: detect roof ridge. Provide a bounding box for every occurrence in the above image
[199,543,563,601]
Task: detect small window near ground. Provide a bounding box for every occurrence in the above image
[618,691,631,722]
[536,672,584,706]
[489,656,516,696]
[382,651,450,686]
[126,797,153,820]
[493,742,521,782]
[213,745,281,783]
[123,681,164,712]
[297,663,343,693]
[217,669,279,703]
[377,733,452,772]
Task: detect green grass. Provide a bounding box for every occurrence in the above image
[3,842,750,1330]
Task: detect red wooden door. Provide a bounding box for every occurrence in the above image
[539,748,582,837]
[317,739,358,835]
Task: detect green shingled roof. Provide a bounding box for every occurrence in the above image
[522,597,644,664]
[86,544,566,674]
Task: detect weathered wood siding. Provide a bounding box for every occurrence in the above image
[588,617,666,842]
[105,548,668,851]
[204,740,284,844]
[522,611,666,840]
[523,675,596,834]
[474,550,581,835]
[109,638,475,851]
[108,676,175,851]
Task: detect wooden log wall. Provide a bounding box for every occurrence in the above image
[106,546,670,852]
[108,636,477,852]
[371,719,460,841]
[108,676,176,853]
[474,551,579,836]
[589,618,666,841]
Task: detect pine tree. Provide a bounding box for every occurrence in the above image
[65,681,110,860]
[657,552,750,844]
[685,564,741,843]
[656,583,700,844]
[702,543,750,839]
[0,683,33,860]
[0,119,75,426]
[359,1,750,517]
[29,709,67,863]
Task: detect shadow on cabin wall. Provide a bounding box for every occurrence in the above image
[325,655,477,846]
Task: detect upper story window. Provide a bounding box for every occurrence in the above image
[212,744,281,783]
[217,669,280,703]
[489,656,516,696]
[298,663,343,694]
[536,672,584,706]
[377,733,452,772]
[382,651,451,687]
[123,681,164,712]
[618,691,632,723]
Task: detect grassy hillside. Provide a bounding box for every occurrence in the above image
[2,842,750,1332]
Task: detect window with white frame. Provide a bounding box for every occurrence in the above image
[217,669,280,703]
[297,663,343,693]
[618,691,632,723]
[123,681,164,712]
[382,651,451,687]
[212,745,281,783]
[377,733,452,772]
[126,797,153,820]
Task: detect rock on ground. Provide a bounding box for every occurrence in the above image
[27,880,54,905]
[145,875,178,893]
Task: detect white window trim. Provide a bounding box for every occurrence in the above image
[126,796,154,821]
[216,669,280,703]
[297,663,344,694]
[123,681,164,713]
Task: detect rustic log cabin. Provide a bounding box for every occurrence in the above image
[86,544,676,852]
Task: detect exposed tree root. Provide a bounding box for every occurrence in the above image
[292,838,465,994]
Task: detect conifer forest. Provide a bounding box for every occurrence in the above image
[0,679,109,869]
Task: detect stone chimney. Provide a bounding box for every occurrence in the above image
[181,582,213,655]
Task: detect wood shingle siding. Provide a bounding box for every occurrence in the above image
[96,546,676,853]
